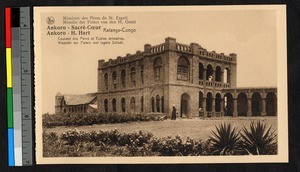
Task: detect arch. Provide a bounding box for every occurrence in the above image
[206,64,213,81]
[104,99,108,112]
[181,93,191,117]
[140,65,144,84]
[252,92,262,116]
[199,91,204,108]
[237,93,247,116]
[104,73,108,89]
[266,92,277,116]
[121,98,126,112]
[199,63,204,80]
[177,56,190,81]
[224,93,234,116]
[215,93,222,112]
[153,57,163,81]
[130,97,136,111]
[121,69,126,88]
[161,96,164,113]
[112,98,117,112]
[140,96,144,112]
[130,67,136,86]
[151,97,155,112]
[156,95,160,112]
[206,92,213,111]
[215,66,222,82]
[112,71,117,89]
[224,68,230,83]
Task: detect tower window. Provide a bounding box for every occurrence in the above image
[177,56,190,81]
[153,57,163,81]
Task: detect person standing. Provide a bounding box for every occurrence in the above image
[171,105,177,120]
[199,107,204,117]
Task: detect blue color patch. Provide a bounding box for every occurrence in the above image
[8,128,15,166]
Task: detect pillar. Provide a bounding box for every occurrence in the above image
[212,69,215,82]
[233,98,238,117]
[212,97,215,117]
[247,98,252,117]
[261,97,266,116]
[221,71,224,83]
[203,69,207,81]
[203,97,207,117]
[220,99,224,117]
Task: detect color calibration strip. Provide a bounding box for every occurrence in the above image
[6,7,33,166]
[6,7,15,167]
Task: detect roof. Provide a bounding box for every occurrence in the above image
[89,104,98,109]
[63,93,97,106]
[56,92,62,96]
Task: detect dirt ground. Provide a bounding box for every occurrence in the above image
[44,117,277,141]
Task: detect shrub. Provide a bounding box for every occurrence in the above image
[43,112,166,128]
[56,129,207,156]
[240,121,277,155]
[209,123,241,155]
[43,121,278,157]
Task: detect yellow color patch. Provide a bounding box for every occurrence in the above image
[6,48,12,88]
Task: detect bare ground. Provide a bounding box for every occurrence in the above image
[44,117,277,141]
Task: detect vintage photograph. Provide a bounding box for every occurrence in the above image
[34,6,287,164]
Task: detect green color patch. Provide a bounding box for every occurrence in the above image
[7,88,13,128]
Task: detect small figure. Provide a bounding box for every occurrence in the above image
[208,75,213,82]
[171,105,177,120]
[199,107,204,117]
[224,106,228,116]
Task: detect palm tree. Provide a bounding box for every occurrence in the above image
[209,123,241,155]
[240,121,277,155]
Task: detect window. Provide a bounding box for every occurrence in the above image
[121,98,126,112]
[199,63,204,80]
[112,71,117,89]
[140,65,144,84]
[112,98,116,112]
[153,57,163,81]
[156,95,160,112]
[104,73,108,89]
[161,96,164,113]
[140,96,144,112]
[206,65,213,81]
[215,66,222,82]
[130,67,136,86]
[130,97,136,111]
[121,70,126,88]
[224,68,230,83]
[104,99,108,112]
[177,56,189,81]
[151,97,155,112]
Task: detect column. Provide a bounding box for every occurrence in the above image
[221,71,224,83]
[233,98,238,117]
[261,97,266,116]
[203,97,207,117]
[212,97,215,117]
[203,69,207,81]
[220,99,224,117]
[247,98,252,117]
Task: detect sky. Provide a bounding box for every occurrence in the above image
[35,7,279,114]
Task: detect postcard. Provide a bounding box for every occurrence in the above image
[34,5,287,164]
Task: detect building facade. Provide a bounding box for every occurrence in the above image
[97,37,277,117]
